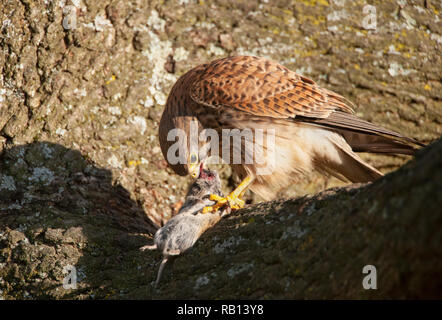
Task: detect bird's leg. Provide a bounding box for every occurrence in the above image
[238,187,248,199]
[202,176,253,213]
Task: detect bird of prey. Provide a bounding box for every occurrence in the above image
[159,55,423,212]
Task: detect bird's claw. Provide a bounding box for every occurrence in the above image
[202,193,245,214]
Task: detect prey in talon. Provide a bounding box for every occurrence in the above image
[140,169,228,288]
[159,56,424,214]
[202,176,251,213]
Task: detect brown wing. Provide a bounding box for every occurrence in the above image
[297,111,425,153]
[189,55,355,119]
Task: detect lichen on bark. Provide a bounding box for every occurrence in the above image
[0,0,441,299]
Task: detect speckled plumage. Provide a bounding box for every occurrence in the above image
[160,55,422,199]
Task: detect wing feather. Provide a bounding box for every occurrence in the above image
[189,56,355,119]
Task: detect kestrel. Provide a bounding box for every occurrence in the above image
[159,56,423,212]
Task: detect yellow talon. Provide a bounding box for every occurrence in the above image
[202,204,217,213]
[201,193,244,213]
[202,195,226,213]
[201,176,253,214]
[209,194,226,202]
[227,194,245,209]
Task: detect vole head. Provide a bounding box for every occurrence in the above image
[199,168,217,181]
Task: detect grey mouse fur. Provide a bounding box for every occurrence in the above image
[140,169,228,287]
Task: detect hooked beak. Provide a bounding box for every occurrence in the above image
[189,162,203,179]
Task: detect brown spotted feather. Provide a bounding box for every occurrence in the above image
[160,55,423,200]
[189,56,354,119]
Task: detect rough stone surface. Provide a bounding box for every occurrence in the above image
[0,0,441,299]
[0,138,440,299]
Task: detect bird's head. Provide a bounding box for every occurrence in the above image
[159,110,213,179]
[188,151,202,179]
[159,126,210,179]
[187,140,215,178]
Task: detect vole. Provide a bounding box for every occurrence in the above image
[140,169,229,288]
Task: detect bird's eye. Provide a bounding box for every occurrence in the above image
[190,153,198,164]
